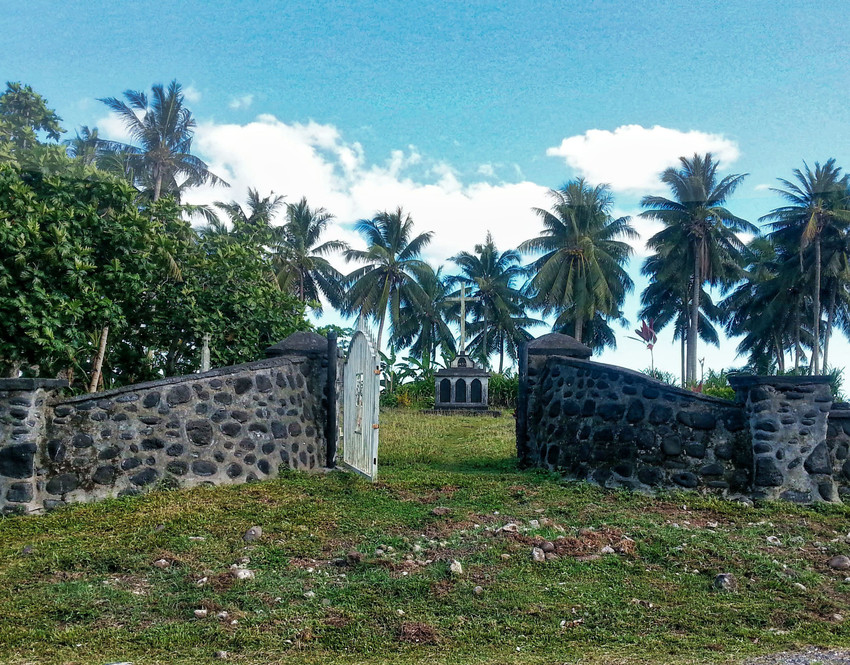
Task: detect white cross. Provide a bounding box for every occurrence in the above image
[447,282,479,355]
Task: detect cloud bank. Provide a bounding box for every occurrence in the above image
[547,124,741,194]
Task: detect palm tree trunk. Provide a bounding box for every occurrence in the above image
[499,334,505,373]
[774,334,785,373]
[376,314,386,351]
[153,170,163,202]
[688,248,701,386]
[824,280,837,371]
[812,236,822,374]
[574,315,584,344]
[299,272,305,301]
[680,332,686,387]
[88,326,109,393]
[794,307,801,371]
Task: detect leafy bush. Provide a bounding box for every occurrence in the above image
[640,368,678,386]
[489,372,518,409]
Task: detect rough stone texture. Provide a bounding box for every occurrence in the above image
[0,379,68,513]
[731,375,837,503]
[520,344,848,504]
[523,356,750,495]
[0,336,341,514]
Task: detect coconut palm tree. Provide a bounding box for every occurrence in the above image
[344,207,433,349]
[65,126,103,166]
[393,263,456,365]
[640,153,752,384]
[98,80,227,201]
[763,159,850,373]
[272,197,348,311]
[451,232,541,370]
[520,179,636,350]
[213,187,285,242]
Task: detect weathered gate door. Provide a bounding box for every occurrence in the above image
[342,321,380,480]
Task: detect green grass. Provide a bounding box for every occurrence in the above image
[1,410,849,664]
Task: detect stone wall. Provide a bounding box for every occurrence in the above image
[523,355,750,494]
[0,332,339,514]
[519,333,849,504]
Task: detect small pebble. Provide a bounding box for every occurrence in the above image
[531,547,546,563]
[194,609,208,619]
[473,585,484,596]
[827,555,850,571]
[153,559,170,569]
[792,582,807,592]
[450,559,463,576]
[304,591,316,599]
[215,651,229,660]
[243,526,263,542]
[217,611,229,620]
[232,568,255,580]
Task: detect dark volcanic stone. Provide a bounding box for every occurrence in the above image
[166,444,184,457]
[642,387,660,399]
[715,443,734,460]
[598,402,625,421]
[672,472,698,488]
[699,462,724,476]
[130,468,159,486]
[214,393,233,405]
[262,442,276,455]
[192,460,217,476]
[755,457,784,487]
[638,467,663,485]
[753,442,772,454]
[72,433,94,448]
[46,440,67,463]
[142,391,161,408]
[231,410,250,423]
[234,377,253,395]
[684,442,706,458]
[227,463,243,478]
[187,420,213,446]
[0,443,37,478]
[271,421,288,439]
[98,446,120,460]
[677,411,716,430]
[661,435,683,456]
[141,438,165,451]
[54,405,74,417]
[214,451,225,463]
[562,399,580,416]
[221,422,242,437]
[724,410,746,432]
[257,459,271,475]
[239,439,256,451]
[46,473,78,495]
[166,385,192,406]
[804,442,831,475]
[115,393,139,403]
[139,416,161,425]
[249,422,269,433]
[166,461,188,476]
[92,465,117,485]
[121,458,142,471]
[819,482,837,502]
[626,400,645,423]
[581,399,596,416]
[755,420,779,433]
[256,375,272,392]
[288,422,302,436]
[648,405,673,425]
[6,482,33,503]
[779,490,811,503]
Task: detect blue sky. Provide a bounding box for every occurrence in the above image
[5,0,850,377]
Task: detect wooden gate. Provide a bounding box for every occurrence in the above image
[342,320,380,480]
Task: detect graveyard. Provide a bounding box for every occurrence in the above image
[1,408,849,665]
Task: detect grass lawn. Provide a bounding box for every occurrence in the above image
[1,410,849,664]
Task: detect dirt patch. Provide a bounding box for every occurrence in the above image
[324,611,351,628]
[430,580,453,598]
[398,621,440,644]
[503,526,636,557]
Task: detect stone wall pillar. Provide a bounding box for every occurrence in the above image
[730,375,835,503]
[0,378,67,513]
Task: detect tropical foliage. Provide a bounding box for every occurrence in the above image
[4,79,850,395]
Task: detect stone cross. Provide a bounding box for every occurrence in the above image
[447,282,478,355]
[201,333,211,372]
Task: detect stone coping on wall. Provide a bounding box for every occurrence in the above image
[728,374,833,389]
[434,367,490,377]
[547,357,739,407]
[52,356,306,405]
[0,378,69,391]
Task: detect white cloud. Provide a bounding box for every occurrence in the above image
[228,94,254,110]
[546,124,741,194]
[183,85,202,103]
[180,115,551,270]
[754,183,772,191]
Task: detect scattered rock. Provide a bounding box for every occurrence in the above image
[449,559,463,576]
[792,582,807,592]
[498,523,519,534]
[375,548,385,557]
[528,519,540,528]
[243,526,263,542]
[500,553,511,560]
[766,536,782,546]
[542,541,555,553]
[196,576,208,586]
[217,611,229,620]
[531,547,546,563]
[827,555,850,571]
[215,651,229,660]
[713,573,738,592]
[231,568,255,580]
[600,545,615,555]
[431,507,451,516]
[346,550,363,565]
[20,545,33,556]
[545,552,558,561]
[396,609,405,616]
[831,614,844,622]
[304,591,316,599]
[194,609,208,619]
[153,559,170,569]
[188,536,206,542]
